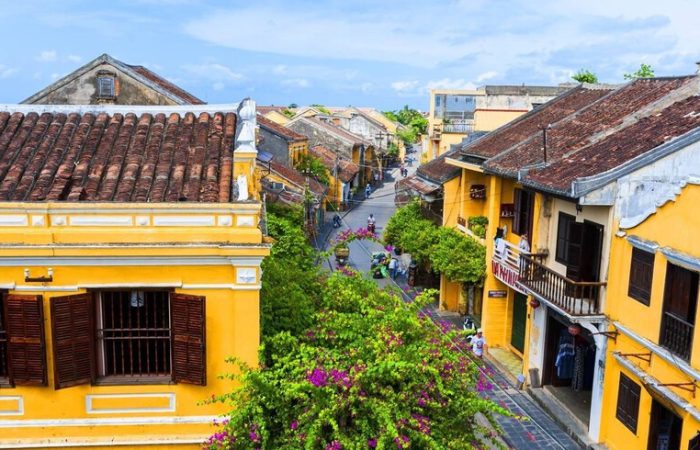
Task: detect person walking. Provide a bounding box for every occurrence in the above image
[471,329,487,358]
[388,257,398,279]
[364,183,371,199]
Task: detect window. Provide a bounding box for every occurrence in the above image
[689,432,700,450]
[512,189,533,236]
[628,247,654,305]
[659,263,698,361]
[615,372,641,433]
[51,291,205,388]
[2,295,47,386]
[555,212,579,265]
[97,76,115,98]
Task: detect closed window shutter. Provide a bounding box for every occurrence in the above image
[513,189,522,234]
[171,293,206,385]
[51,293,94,389]
[4,295,47,386]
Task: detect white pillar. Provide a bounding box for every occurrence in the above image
[581,321,607,443]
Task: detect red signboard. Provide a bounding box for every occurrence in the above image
[491,260,528,294]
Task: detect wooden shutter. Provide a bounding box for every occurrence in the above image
[50,293,94,389]
[615,372,640,433]
[171,293,206,385]
[628,248,654,305]
[513,189,522,234]
[4,294,47,386]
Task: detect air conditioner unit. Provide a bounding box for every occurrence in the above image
[270,182,285,191]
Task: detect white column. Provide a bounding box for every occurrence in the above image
[581,321,607,443]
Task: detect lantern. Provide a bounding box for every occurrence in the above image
[529,298,540,309]
[568,324,583,336]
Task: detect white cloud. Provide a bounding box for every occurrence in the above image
[67,54,82,63]
[212,82,225,91]
[272,64,287,75]
[391,80,420,93]
[282,78,310,88]
[36,50,57,62]
[426,78,476,90]
[476,71,498,83]
[181,63,244,82]
[0,65,18,79]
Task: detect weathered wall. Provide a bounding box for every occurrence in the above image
[27,63,178,105]
[287,120,355,159]
[259,127,291,166]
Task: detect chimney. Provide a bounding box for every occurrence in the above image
[696,61,700,75]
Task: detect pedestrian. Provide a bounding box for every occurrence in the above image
[373,171,380,185]
[365,183,371,199]
[472,329,487,358]
[519,233,531,254]
[400,163,405,175]
[388,257,398,279]
[403,167,408,177]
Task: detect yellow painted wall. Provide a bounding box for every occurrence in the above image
[0,203,268,449]
[474,110,526,132]
[600,184,700,449]
[264,110,291,125]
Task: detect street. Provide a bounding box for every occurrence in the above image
[321,147,582,450]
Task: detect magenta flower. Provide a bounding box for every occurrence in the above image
[290,420,298,430]
[307,367,329,387]
[368,438,378,448]
[326,441,342,450]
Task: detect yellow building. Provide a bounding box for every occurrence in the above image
[422,75,700,446]
[308,145,360,209]
[257,106,292,125]
[361,108,408,161]
[0,100,269,449]
[423,85,569,163]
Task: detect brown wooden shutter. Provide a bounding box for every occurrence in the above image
[513,189,522,234]
[4,294,47,386]
[171,293,206,385]
[50,293,94,389]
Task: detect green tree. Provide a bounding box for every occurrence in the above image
[259,213,320,337]
[207,273,508,449]
[572,69,598,84]
[383,106,428,144]
[384,200,439,266]
[288,103,298,109]
[295,154,331,186]
[624,63,655,80]
[430,227,486,284]
[311,104,332,115]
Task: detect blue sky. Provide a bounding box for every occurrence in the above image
[1,0,699,110]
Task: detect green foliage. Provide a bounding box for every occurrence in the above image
[295,154,331,186]
[383,200,439,265]
[430,227,486,284]
[387,142,400,157]
[260,213,320,338]
[467,216,488,239]
[311,104,332,115]
[208,274,508,449]
[288,103,298,109]
[281,109,295,119]
[384,106,428,144]
[624,63,655,80]
[266,203,304,227]
[572,69,598,83]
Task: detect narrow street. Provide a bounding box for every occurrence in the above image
[322,147,582,450]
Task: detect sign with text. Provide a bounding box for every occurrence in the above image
[491,260,529,295]
[488,290,507,298]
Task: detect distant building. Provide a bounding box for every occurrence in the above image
[257,114,309,167]
[423,84,570,162]
[22,53,204,105]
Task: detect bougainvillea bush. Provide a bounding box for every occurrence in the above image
[207,273,508,449]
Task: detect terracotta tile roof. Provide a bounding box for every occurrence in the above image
[397,175,440,195]
[526,94,700,191]
[267,160,327,198]
[0,108,238,202]
[257,105,286,114]
[257,114,307,142]
[309,145,359,183]
[127,65,205,105]
[416,149,461,184]
[471,76,700,196]
[462,85,613,158]
[300,117,372,146]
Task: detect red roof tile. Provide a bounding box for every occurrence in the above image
[0,109,237,202]
[127,65,205,105]
[417,149,461,183]
[309,145,359,183]
[267,160,327,198]
[257,114,307,142]
[301,117,372,146]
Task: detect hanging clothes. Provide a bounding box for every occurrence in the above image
[555,335,576,379]
[571,344,587,391]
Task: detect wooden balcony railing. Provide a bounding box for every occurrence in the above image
[660,312,693,361]
[443,123,474,134]
[519,255,605,316]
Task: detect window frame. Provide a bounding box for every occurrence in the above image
[512,188,534,237]
[627,247,655,305]
[615,372,641,434]
[96,76,116,99]
[555,212,577,265]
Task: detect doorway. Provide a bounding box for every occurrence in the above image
[511,292,527,353]
[648,399,682,450]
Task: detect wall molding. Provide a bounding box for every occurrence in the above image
[0,396,23,416]
[0,414,217,428]
[85,393,175,415]
[0,256,264,267]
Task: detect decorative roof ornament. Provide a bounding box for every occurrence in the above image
[235,98,257,154]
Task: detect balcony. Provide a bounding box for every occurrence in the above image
[519,255,605,316]
[443,123,474,134]
[492,239,528,293]
[660,312,693,361]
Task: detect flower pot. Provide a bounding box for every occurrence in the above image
[529,298,540,309]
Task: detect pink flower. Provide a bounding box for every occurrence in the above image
[290,420,298,430]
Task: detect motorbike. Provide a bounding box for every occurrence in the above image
[367,222,376,233]
[335,246,350,267]
[332,215,342,228]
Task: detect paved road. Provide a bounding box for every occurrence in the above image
[321,147,582,450]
